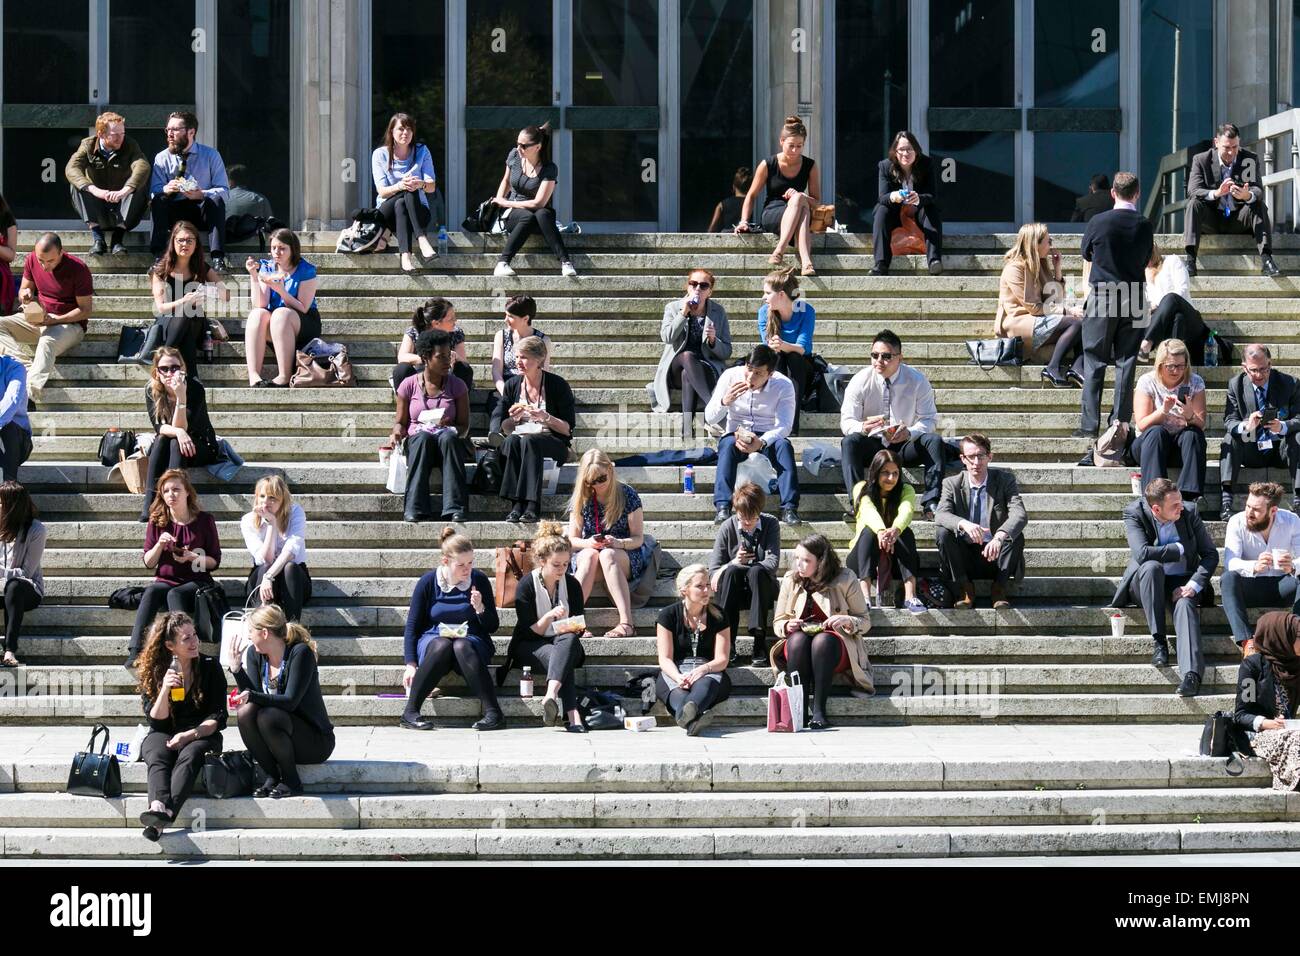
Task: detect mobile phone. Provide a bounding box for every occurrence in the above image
[593,532,607,543]
[1175,384,1191,403]
[1260,406,1279,424]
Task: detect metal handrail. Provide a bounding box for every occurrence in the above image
[1146,108,1300,234]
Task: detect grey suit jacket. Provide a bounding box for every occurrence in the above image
[1222,368,1300,442]
[1187,147,1264,206]
[708,513,780,581]
[1110,499,1217,608]
[935,468,1028,581]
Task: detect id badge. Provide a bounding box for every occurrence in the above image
[1259,437,1275,452]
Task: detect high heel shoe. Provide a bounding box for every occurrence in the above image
[1040,367,1069,388]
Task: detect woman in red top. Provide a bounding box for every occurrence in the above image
[126,469,221,667]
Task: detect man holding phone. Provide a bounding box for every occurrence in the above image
[1220,344,1300,521]
[1184,123,1280,278]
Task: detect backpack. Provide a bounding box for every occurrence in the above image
[918,577,955,610]
[335,208,389,254]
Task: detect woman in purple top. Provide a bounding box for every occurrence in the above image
[126,469,222,666]
[391,330,470,523]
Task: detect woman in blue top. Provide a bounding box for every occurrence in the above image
[244,228,320,387]
[756,265,814,434]
[400,528,504,731]
[372,112,439,273]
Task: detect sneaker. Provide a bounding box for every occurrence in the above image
[209,255,230,274]
[560,261,578,278]
[89,236,107,256]
[493,261,516,277]
[1262,254,1282,278]
[110,242,128,257]
[903,597,926,614]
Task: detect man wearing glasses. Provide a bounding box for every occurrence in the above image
[934,433,1027,609]
[838,329,944,519]
[148,111,230,272]
[1219,344,1300,521]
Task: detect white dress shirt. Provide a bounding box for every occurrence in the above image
[241,504,308,566]
[1224,508,1300,577]
[1147,255,1191,310]
[704,366,797,446]
[839,362,938,437]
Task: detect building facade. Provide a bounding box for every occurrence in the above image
[5,0,1295,233]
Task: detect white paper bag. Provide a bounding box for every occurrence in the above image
[386,448,408,494]
[219,609,249,671]
[541,457,561,496]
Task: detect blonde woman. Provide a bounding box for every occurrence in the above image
[241,475,311,620]
[1133,338,1208,500]
[736,115,821,275]
[230,604,334,798]
[568,449,647,638]
[655,564,732,735]
[993,222,1085,387]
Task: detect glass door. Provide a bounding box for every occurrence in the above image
[2,0,196,222]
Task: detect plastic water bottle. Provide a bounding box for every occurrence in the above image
[683,464,695,495]
[201,329,215,364]
[1204,332,1219,368]
[519,666,533,699]
[437,226,449,257]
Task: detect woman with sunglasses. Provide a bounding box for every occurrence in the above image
[568,449,648,639]
[491,122,577,278]
[139,347,220,522]
[488,294,549,435]
[1132,338,1208,500]
[649,268,733,442]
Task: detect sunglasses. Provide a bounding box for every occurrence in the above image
[158,365,183,374]
[688,280,711,289]
[516,141,539,149]
[588,474,609,486]
[870,351,895,362]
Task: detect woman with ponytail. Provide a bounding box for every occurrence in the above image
[491,122,577,278]
[737,116,821,276]
[392,296,472,393]
[230,604,334,798]
[757,265,815,434]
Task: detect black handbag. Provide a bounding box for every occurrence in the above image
[67,723,123,797]
[965,336,1024,370]
[461,197,502,234]
[202,750,258,799]
[193,584,230,644]
[97,428,138,467]
[116,322,163,364]
[108,585,146,610]
[1199,711,1246,776]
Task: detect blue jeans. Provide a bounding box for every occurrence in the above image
[713,434,799,510]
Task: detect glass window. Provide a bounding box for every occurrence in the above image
[467,129,523,217]
[1140,0,1214,224]
[1034,0,1119,108]
[572,130,658,221]
[680,0,752,232]
[217,0,292,221]
[929,0,1014,108]
[465,1,553,108]
[109,0,194,103]
[573,0,658,108]
[5,128,88,220]
[371,0,446,207]
[1035,133,1119,221]
[4,1,87,104]
[930,131,1015,222]
[835,0,907,232]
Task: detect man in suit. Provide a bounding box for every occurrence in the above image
[1220,343,1300,520]
[1070,174,1115,223]
[1111,478,1218,697]
[1074,171,1154,442]
[934,433,1027,609]
[1184,123,1280,278]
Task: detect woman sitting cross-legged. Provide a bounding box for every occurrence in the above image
[568,448,650,639]
[390,329,470,523]
[135,611,226,841]
[506,520,589,732]
[139,347,220,522]
[400,527,505,731]
[0,481,44,669]
[244,227,319,388]
[241,475,311,621]
[126,469,221,668]
[230,604,335,798]
[655,563,732,736]
[498,335,575,523]
[994,222,1085,388]
[648,267,733,442]
[771,533,874,730]
[846,449,926,613]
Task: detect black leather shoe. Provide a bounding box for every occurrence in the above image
[520,509,538,523]
[1184,254,1198,278]
[269,782,301,799]
[139,808,171,830]
[713,504,732,525]
[110,242,128,256]
[1040,368,1069,388]
[1070,428,1098,439]
[927,259,943,275]
[807,715,831,730]
[505,508,523,524]
[1151,639,1170,667]
[209,255,230,274]
[750,635,768,668]
[870,264,888,276]
[1220,491,1234,523]
[399,713,435,731]
[89,236,107,256]
[1065,369,1085,389]
[253,779,277,798]
[1261,254,1281,278]
[565,722,589,733]
[1177,672,1202,697]
[472,711,507,731]
[781,508,801,527]
[443,511,465,523]
[403,514,422,524]
[142,825,161,842]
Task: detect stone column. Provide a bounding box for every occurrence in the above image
[1225,0,1274,125]
[765,1,824,156]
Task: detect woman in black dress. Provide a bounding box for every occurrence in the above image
[139,347,220,521]
[737,116,821,276]
[872,130,943,276]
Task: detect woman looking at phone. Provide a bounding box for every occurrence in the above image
[1133,338,1208,500]
[567,449,648,639]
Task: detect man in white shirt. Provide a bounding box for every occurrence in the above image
[705,344,801,527]
[839,329,945,518]
[1221,481,1300,655]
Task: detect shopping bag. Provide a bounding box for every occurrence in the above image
[767,670,804,732]
[386,448,408,494]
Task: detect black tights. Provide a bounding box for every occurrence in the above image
[406,636,501,720]
[2,577,40,655]
[781,630,841,722]
[668,350,716,440]
[1046,319,1084,377]
[237,703,335,791]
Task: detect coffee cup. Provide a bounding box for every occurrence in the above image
[1130,472,1142,496]
[1272,548,1290,571]
[1109,613,1125,639]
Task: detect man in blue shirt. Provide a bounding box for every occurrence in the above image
[0,355,32,482]
[149,111,230,272]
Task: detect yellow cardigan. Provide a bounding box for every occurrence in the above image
[770,567,873,693]
[847,481,916,555]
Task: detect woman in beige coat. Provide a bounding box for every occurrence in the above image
[771,533,872,729]
[994,222,1085,388]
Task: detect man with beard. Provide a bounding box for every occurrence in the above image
[1221,481,1300,656]
[148,111,230,272]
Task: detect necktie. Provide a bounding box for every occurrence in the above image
[1256,385,1267,412]
[883,378,893,423]
[1221,165,1234,215]
[971,484,984,529]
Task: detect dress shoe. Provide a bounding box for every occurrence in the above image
[920,505,936,521]
[1184,254,1198,278]
[807,714,832,730]
[1176,672,1201,697]
[750,635,768,667]
[927,258,943,275]
[443,511,465,523]
[541,696,560,727]
[253,778,278,798]
[89,236,107,256]
[677,699,699,729]
[1070,428,1097,439]
[1065,369,1085,389]
[713,504,732,525]
[954,583,976,609]
[472,711,507,731]
[519,509,538,523]
[565,721,589,733]
[269,782,302,799]
[399,713,435,731]
[1220,490,1235,522]
[139,808,172,830]
[403,514,424,524]
[110,242,128,256]
[990,584,1011,609]
[870,264,889,276]
[209,255,229,274]
[1261,254,1281,278]
[781,508,801,527]
[1040,368,1069,388]
[505,508,523,523]
[686,709,715,736]
[1151,639,1170,667]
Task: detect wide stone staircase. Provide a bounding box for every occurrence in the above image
[3,229,1298,861]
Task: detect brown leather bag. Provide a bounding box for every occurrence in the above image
[494,541,534,609]
[290,346,355,388]
[890,204,926,256]
[809,203,836,233]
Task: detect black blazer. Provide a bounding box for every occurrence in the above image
[234,640,334,736]
[1222,368,1300,441]
[500,371,576,448]
[1186,146,1264,206]
[511,570,585,643]
[876,157,938,209]
[145,379,221,464]
[1111,498,1217,608]
[1080,206,1154,292]
[1070,190,1114,223]
[1233,653,1295,751]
